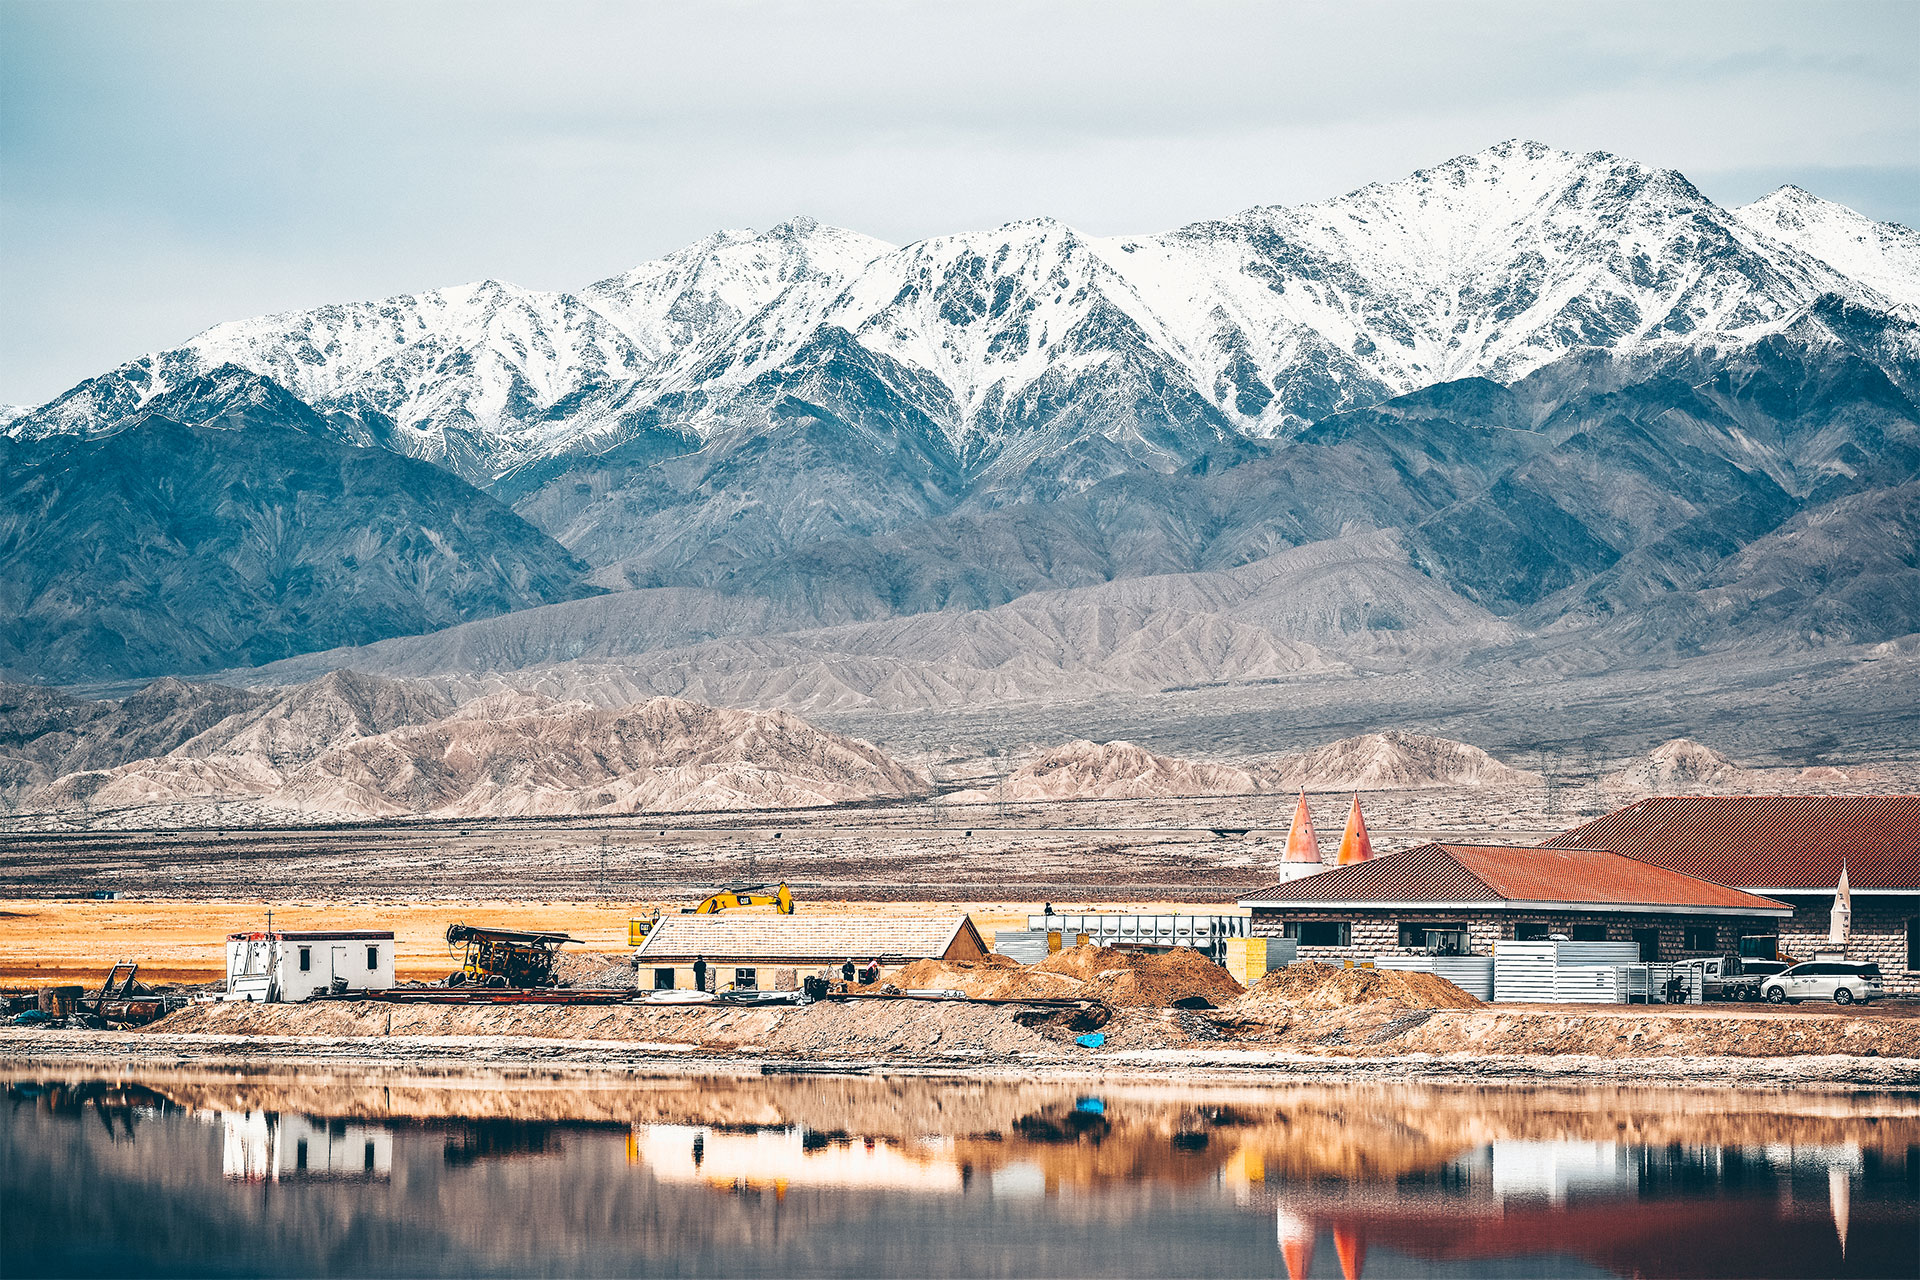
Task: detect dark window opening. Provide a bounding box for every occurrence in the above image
[365,1142,376,1171]
[367,946,379,969]
[1683,926,1718,952]
[1570,924,1608,941]
[1633,928,1660,962]
[1283,922,1351,947]
[1514,922,1550,941]
[653,967,676,990]
[295,1140,308,1171]
[1397,922,1467,954]
[298,948,311,972]
[734,967,758,990]
[1740,935,1778,959]
[1908,919,1919,973]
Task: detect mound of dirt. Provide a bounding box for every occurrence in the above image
[883,946,1244,1008]
[551,950,636,989]
[1234,961,1480,1013]
[1034,945,1246,1009]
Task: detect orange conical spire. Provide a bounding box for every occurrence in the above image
[1337,794,1374,865]
[1334,1224,1368,1280]
[1284,791,1321,864]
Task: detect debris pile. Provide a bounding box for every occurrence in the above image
[551,951,636,989]
[1234,961,1481,1014]
[885,946,1244,1009]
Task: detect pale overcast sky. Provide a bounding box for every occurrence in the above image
[2,0,1915,404]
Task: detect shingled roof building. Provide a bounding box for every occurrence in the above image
[1238,843,1794,969]
[631,913,988,993]
[1545,795,1920,993]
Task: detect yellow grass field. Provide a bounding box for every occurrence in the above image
[0,898,1217,988]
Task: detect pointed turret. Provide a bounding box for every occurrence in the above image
[1830,860,1852,947]
[1336,794,1374,865]
[1277,791,1322,880]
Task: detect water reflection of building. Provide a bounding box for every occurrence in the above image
[627,1124,963,1195]
[216,1111,392,1183]
[1271,1139,1885,1280]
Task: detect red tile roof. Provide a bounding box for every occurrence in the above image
[1239,843,1790,915]
[1544,795,1920,891]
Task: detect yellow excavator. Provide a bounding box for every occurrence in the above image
[629,882,795,945]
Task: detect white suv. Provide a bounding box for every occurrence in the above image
[1760,962,1884,1006]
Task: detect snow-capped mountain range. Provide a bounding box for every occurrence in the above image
[10,140,1920,490]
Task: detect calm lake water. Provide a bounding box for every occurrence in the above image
[3,1067,1916,1278]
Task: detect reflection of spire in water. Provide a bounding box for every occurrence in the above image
[1334,1225,1367,1280]
[1828,1164,1851,1258]
[1277,1208,1316,1280]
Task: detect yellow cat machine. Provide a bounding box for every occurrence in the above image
[628,882,795,945]
[445,923,580,988]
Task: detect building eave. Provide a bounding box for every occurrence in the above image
[1734,886,1919,896]
[1237,897,1792,918]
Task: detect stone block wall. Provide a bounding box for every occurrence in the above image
[1248,908,1788,969]
[1774,895,1919,996]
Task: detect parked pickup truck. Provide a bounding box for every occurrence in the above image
[1676,956,1788,1001]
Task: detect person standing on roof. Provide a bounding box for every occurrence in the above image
[693,956,708,993]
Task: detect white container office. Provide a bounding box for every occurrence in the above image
[223,930,397,1003]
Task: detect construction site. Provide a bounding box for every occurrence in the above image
[3,791,1917,1080]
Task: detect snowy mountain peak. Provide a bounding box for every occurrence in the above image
[1734,186,1920,307]
[11,142,1913,489]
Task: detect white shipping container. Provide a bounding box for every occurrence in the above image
[223,930,396,1003]
[1374,955,1496,1001]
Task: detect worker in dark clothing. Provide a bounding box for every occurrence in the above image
[842,959,856,984]
[693,957,708,993]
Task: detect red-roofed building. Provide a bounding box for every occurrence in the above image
[1238,843,1792,965]
[1546,795,1920,992]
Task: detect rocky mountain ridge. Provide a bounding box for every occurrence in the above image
[27,676,930,819]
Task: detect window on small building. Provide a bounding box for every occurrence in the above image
[367,946,379,969]
[1570,925,1608,942]
[653,967,676,990]
[1283,922,1351,947]
[299,947,312,972]
[1514,922,1550,941]
[734,967,759,990]
[1683,926,1718,952]
[1633,928,1660,962]
[1398,922,1467,954]
[1907,918,1919,973]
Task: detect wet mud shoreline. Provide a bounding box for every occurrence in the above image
[5,1024,1917,1089]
